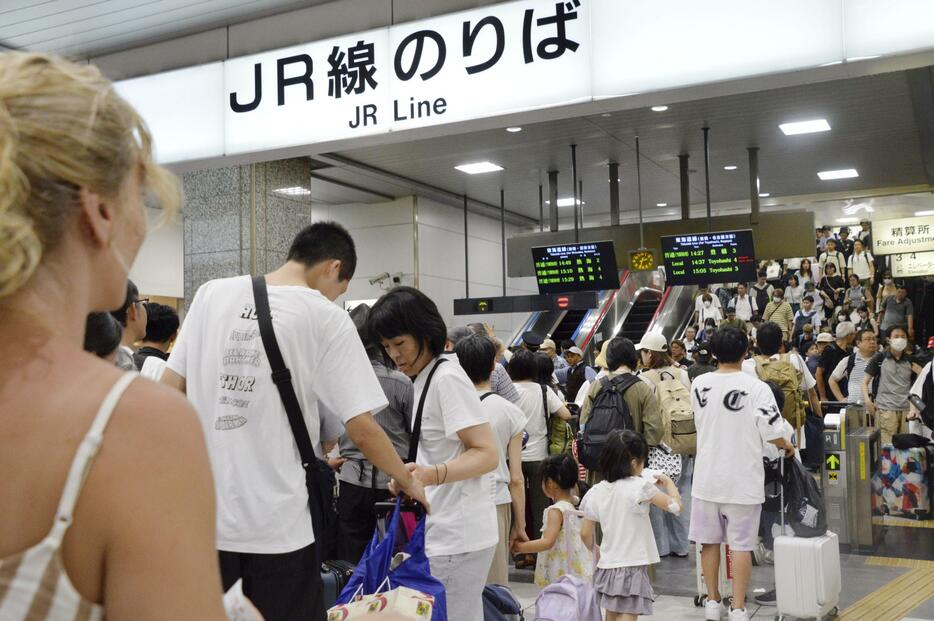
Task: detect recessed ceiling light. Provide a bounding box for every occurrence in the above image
[818,168,858,181]
[455,161,503,174]
[506,126,522,133]
[545,198,585,207]
[780,119,831,136]
[916,210,934,217]
[758,192,770,198]
[274,186,311,196]
[723,165,738,171]
[837,217,859,224]
[651,105,669,112]
[656,202,668,207]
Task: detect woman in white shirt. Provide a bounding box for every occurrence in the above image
[508,350,572,565]
[797,258,816,286]
[698,294,723,326]
[847,239,875,287]
[368,287,499,621]
[784,274,805,314]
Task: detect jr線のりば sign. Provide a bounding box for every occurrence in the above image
[871,215,934,256]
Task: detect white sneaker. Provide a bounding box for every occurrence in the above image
[728,608,749,621]
[704,599,725,620]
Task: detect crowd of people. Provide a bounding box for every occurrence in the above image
[3,50,933,621]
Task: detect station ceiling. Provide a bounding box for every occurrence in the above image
[323,67,934,227]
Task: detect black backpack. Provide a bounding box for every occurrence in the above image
[579,374,641,470]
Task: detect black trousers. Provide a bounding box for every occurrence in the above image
[337,480,392,564]
[220,542,323,621]
[522,460,548,541]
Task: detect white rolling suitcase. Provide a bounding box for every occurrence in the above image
[773,458,841,621]
[693,543,732,608]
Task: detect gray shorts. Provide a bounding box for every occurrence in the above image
[430,545,496,621]
[688,499,762,551]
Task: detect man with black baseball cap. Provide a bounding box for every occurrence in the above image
[688,343,718,382]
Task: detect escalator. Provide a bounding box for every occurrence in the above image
[618,294,663,342]
[550,310,588,344]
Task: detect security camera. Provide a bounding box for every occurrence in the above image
[391,272,404,284]
[369,272,390,286]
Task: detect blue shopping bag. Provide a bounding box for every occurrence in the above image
[336,498,447,621]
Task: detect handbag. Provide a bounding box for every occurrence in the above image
[251,276,338,561]
[328,584,434,620]
[337,498,447,621]
[647,443,682,483]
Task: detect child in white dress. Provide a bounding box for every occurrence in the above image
[512,454,594,586]
[580,430,683,620]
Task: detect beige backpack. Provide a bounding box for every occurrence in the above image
[643,368,696,456]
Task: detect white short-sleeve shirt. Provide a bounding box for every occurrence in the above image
[479,391,526,505]
[166,276,388,554]
[515,382,566,461]
[580,472,661,568]
[413,358,497,557]
[691,371,785,505]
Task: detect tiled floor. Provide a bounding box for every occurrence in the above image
[507,547,934,620]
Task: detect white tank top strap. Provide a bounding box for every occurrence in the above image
[47,372,138,546]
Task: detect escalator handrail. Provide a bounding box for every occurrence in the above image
[580,270,629,350]
[647,286,673,330]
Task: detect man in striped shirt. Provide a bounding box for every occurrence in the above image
[828,328,878,404]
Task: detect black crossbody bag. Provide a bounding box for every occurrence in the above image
[251,276,338,561]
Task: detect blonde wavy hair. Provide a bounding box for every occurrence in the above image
[0,51,179,299]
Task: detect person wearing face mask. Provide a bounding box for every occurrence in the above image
[761,287,795,343]
[699,294,724,327]
[863,326,922,445]
[878,284,915,342]
[162,223,431,620]
[876,272,898,313]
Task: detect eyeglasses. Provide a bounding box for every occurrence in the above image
[135,298,150,307]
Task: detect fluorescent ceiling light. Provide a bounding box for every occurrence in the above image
[723,165,738,171]
[847,55,880,62]
[651,105,669,112]
[506,126,522,133]
[454,161,503,174]
[818,168,858,181]
[274,186,311,196]
[837,217,859,224]
[916,210,934,217]
[656,202,668,207]
[779,119,831,136]
[759,192,770,198]
[545,198,585,207]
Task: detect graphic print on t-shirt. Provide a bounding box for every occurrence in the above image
[213,303,272,429]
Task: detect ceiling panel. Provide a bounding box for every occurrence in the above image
[333,70,928,224]
[0,0,330,57]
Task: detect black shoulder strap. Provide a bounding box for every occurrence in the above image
[845,352,857,377]
[408,358,448,463]
[479,392,495,401]
[608,372,641,393]
[251,276,316,470]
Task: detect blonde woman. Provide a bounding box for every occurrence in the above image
[0,53,226,620]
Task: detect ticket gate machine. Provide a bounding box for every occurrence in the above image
[822,406,881,551]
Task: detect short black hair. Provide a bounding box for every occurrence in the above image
[287,221,357,281]
[367,286,447,358]
[560,339,575,353]
[605,337,638,371]
[111,279,139,327]
[758,270,767,278]
[756,321,784,356]
[710,326,749,364]
[535,352,555,385]
[454,334,497,384]
[539,453,579,491]
[507,349,539,382]
[763,380,785,412]
[887,324,909,340]
[84,312,123,358]
[143,303,179,344]
[350,304,385,362]
[600,429,649,482]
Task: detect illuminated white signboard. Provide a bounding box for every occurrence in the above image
[892,251,934,278]
[872,215,934,256]
[114,0,934,164]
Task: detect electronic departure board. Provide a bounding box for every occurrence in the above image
[660,230,757,286]
[532,241,620,294]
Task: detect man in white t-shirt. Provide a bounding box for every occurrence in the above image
[690,326,794,621]
[742,321,823,432]
[729,283,758,322]
[454,334,528,584]
[162,222,428,621]
[829,328,878,405]
[693,284,722,326]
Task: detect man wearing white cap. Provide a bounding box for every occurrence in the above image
[564,346,596,405]
[541,338,568,371]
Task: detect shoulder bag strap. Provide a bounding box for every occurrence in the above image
[251,276,316,470]
[541,384,549,422]
[479,392,495,401]
[408,358,448,463]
